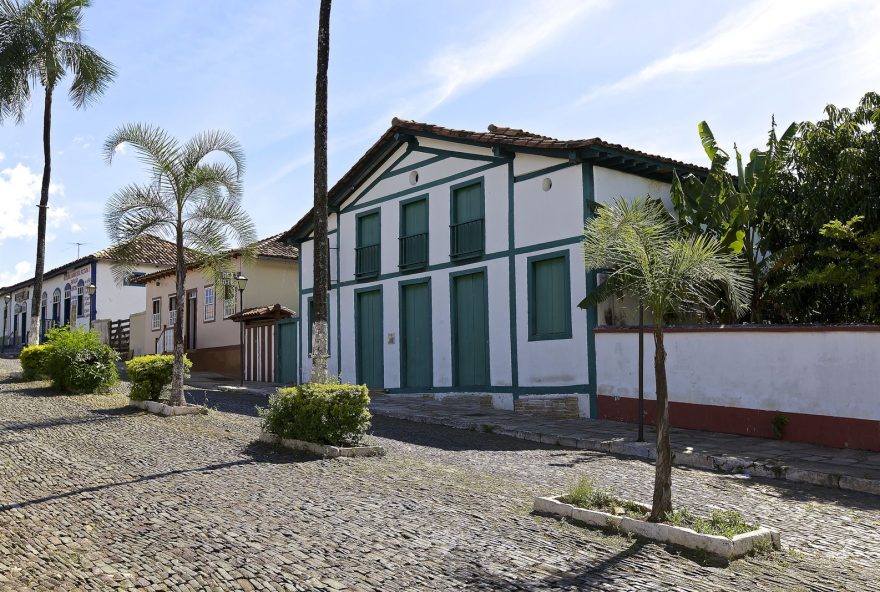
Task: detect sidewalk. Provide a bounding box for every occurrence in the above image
[186,371,279,396]
[371,394,880,496]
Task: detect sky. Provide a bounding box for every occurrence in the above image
[1,0,878,286]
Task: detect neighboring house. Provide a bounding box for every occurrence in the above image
[0,235,181,349]
[281,119,706,415]
[132,234,299,380]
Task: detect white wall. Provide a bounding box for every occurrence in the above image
[596,328,880,420]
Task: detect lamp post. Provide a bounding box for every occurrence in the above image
[87,283,96,333]
[235,273,248,386]
[2,294,10,354]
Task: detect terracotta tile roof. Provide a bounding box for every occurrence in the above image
[227,304,296,322]
[128,234,298,285]
[281,119,708,243]
[0,234,182,293]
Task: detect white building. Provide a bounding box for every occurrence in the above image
[282,120,705,416]
[0,235,180,348]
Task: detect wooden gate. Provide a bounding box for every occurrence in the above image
[244,321,276,383]
[109,318,130,358]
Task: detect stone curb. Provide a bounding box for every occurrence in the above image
[258,432,386,458]
[129,400,208,417]
[534,496,780,561]
[373,408,880,497]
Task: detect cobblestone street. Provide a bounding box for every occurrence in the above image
[1,359,878,591]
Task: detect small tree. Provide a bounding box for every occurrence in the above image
[0,0,116,345]
[580,197,751,520]
[103,124,257,406]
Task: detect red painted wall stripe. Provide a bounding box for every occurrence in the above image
[598,395,880,452]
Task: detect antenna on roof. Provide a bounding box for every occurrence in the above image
[68,242,91,258]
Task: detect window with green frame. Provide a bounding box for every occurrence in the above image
[449,179,484,259]
[307,297,330,354]
[528,252,572,340]
[355,211,381,278]
[399,196,428,270]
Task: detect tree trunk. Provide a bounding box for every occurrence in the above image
[168,221,187,406]
[649,326,673,521]
[310,0,332,383]
[29,86,54,346]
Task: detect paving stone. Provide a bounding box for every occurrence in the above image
[0,357,878,591]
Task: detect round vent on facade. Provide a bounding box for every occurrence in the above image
[542,177,552,192]
[409,171,419,185]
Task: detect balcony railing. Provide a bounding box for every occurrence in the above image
[399,232,428,270]
[355,243,380,279]
[450,218,484,260]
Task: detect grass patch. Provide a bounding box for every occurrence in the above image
[663,508,757,538]
[559,477,647,519]
[560,477,758,539]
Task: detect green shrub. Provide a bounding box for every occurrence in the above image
[259,382,371,446]
[126,354,191,401]
[19,345,50,380]
[42,326,119,393]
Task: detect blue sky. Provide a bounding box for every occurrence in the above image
[1,0,878,285]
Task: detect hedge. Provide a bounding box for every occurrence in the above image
[259,383,372,447]
[19,345,50,380]
[42,326,119,393]
[126,354,192,401]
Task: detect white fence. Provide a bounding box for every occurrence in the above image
[595,326,880,450]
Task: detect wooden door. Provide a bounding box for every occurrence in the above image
[276,319,298,385]
[400,281,432,388]
[451,271,489,387]
[355,289,383,388]
[185,290,197,350]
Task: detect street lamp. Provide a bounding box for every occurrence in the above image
[2,294,10,354]
[87,283,96,333]
[235,273,248,386]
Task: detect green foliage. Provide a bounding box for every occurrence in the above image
[42,326,118,393]
[103,123,258,406]
[672,118,797,321]
[19,345,49,380]
[771,414,790,439]
[761,92,880,323]
[579,197,752,325]
[126,354,192,402]
[663,508,757,539]
[259,383,372,447]
[790,216,880,322]
[0,0,116,123]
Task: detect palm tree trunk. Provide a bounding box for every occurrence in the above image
[310,0,332,383]
[169,222,187,406]
[649,326,673,521]
[29,86,53,346]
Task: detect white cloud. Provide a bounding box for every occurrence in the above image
[0,261,33,286]
[72,135,94,150]
[580,0,866,102]
[71,222,83,233]
[0,151,5,162]
[0,163,68,243]
[114,143,127,155]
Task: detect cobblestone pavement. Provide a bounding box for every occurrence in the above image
[1,360,879,591]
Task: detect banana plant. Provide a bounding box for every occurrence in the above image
[671,118,797,321]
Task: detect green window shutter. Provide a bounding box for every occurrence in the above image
[529,253,572,340]
[452,182,483,224]
[356,211,381,278]
[357,212,380,246]
[402,199,427,235]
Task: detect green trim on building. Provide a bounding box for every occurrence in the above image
[582,162,598,418]
[354,207,382,281]
[342,161,502,214]
[506,162,519,390]
[382,153,445,178]
[386,384,590,396]
[526,249,573,341]
[413,145,509,164]
[513,161,579,184]
[300,234,585,295]
[353,285,384,388]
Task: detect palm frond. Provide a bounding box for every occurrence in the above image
[103,122,181,181]
[179,129,246,180]
[59,39,116,108]
[104,183,174,245]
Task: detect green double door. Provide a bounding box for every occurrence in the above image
[451,271,489,387]
[355,289,384,388]
[400,281,432,388]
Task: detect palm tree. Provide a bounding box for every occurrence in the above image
[310,0,332,382]
[0,0,115,345]
[103,123,257,406]
[580,197,751,521]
